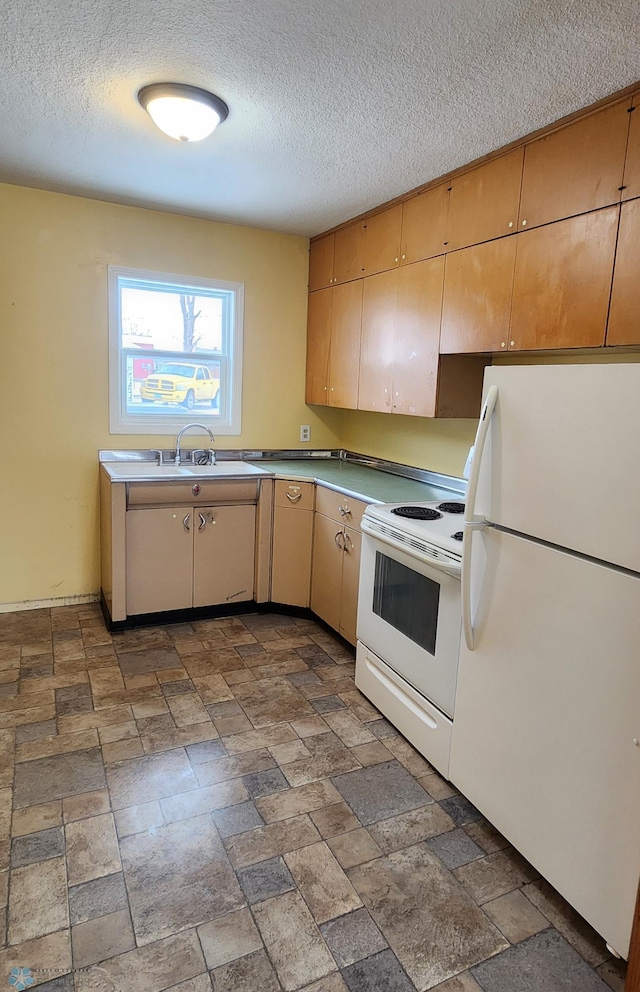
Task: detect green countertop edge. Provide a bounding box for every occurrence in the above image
[248,459,462,504]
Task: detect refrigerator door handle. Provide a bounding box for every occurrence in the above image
[462,385,499,651]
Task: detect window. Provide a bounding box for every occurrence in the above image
[108,266,243,434]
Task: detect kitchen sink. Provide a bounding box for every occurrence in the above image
[103,461,270,482]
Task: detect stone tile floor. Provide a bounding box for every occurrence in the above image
[0,604,628,991]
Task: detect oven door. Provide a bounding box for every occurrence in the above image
[357,529,461,717]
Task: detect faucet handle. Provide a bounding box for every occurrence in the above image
[151,449,164,466]
[207,448,216,465]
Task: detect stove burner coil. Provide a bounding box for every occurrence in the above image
[437,502,466,514]
[391,506,443,521]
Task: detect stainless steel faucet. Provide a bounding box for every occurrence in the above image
[174,424,216,466]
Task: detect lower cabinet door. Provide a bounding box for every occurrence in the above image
[339,525,362,645]
[193,504,256,608]
[271,505,314,607]
[310,512,344,632]
[126,507,193,615]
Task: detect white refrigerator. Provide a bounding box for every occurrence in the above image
[450,363,640,959]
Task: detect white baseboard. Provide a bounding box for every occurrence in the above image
[0,593,100,615]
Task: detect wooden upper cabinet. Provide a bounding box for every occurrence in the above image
[393,258,444,417]
[363,204,403,276]
[328,280,363,408]
[401,184,450,264]
[441,237,516,354]
[309,234,335,291]
[359,269,397,413]
[510,207,619,351]
[306,288,332,405]
[447,148,524,252]
[333,221,365,284]
[607,198,640,346]
[621,96,640,201]
[519,100,630,230]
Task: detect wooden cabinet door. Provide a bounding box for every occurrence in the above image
[358,269,397,413]
[440,237,516,354]
[400,184,450,264]
[306,289,332,405]
[519,100,629,229]
[447,148,523,251]
[193,505,255,608]
[309,234,335,291]
[393,257,444,417]
[339,525,361,646]
[271,505,313,607]
[328,280,363,409]
[363,204,402,276]
[607,198,640,346]
[333,221,365,284]
[622,95,640,201]
[510,207,618,351]
[310,512,344,632]
[126,507,193,615]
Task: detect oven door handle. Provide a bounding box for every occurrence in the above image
[462,384,498,651]
[360,518,462,577]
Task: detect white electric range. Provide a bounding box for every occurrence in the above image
[355,498,466,778]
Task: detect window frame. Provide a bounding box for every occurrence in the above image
[108,265,244,435]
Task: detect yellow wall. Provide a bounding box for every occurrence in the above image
[0,182,343,606]
[341,412,477,478]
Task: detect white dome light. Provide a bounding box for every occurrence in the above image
[138,84,229,142]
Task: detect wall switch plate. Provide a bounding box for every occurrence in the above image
[300,425,311,442]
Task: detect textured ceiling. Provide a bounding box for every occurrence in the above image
[2,0,640,235]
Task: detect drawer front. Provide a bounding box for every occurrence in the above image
[127,480,260,507]
[315,485,368,529]
[274,481,315,511]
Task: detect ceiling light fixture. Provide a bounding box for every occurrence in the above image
[138,83,229,142]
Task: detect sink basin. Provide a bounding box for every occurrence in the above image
[103,461,271,482]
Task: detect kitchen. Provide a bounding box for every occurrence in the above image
[1,2,640,990]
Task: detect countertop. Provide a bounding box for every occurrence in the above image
[248,459,460,504]
[100,454,463,504]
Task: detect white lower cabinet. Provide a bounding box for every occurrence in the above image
[126,504,255,616]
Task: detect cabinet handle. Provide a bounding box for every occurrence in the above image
[183,513,191,532]
[335,530,345,550]
[338,505,351,517]
[343,532,353,554]
[286,492,302,502]
[198,512,206,531]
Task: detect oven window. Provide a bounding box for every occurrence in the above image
[373,552,439,655]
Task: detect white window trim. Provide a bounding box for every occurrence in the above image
[108,265,244,435]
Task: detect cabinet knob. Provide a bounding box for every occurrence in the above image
[508,221,513,228]
[522,220,527,226]
[510,340,515,347]
[394,257,398,263]
[401,253,406,259]
[501,342,506,349]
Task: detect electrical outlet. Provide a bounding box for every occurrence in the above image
[300,425,311,442]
